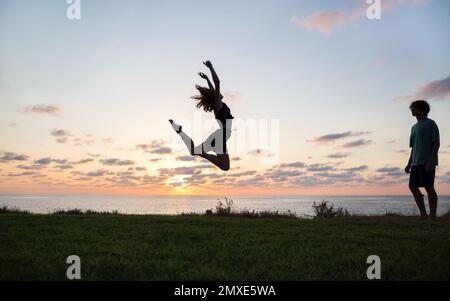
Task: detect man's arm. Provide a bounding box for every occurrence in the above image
[426,142,440,171]
[426,122,440,171]
[405,149,413,174]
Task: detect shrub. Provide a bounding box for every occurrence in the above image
[0,206,30,215]
[312,200,349,218]
[203,198,299,219]
[215,197,234,216]
[52,209,119,215]
[53,208,84,215]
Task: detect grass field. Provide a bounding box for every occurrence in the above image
[1,211,449,281]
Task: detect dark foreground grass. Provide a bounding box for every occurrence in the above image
[1,211,449,280]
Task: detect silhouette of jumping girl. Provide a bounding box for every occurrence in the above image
[169,60,234,171]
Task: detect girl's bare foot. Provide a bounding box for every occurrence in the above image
[169,119,182,133]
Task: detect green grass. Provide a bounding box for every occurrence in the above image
[1,211,449,280]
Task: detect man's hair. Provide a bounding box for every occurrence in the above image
[409,100,430,116]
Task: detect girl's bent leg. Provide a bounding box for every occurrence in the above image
[199,153,230,171]
[178,131,196,155]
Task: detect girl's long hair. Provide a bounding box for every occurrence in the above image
[191,85,215,112]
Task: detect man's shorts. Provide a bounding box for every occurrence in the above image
[409,164,435,188]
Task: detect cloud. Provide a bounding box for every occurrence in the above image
[17,164,46,170]
[73,177,92,182]
[237,162,371,188]
[278,162,372,187]
[247,148,274,157]
[51,130,70,137]
[7,171,39,177]
[192,164,215,170]
[344,165,369,172]
[279,162,306,169]
[99,158,135,166]
[233,175,267,187]
[291,11,346,35]
[372,58,386,68]
[307,163,336,172]
[158,166,201,176]
[176,155,198,162]
[308,131,371,145]
[327,152,351,159]
[70,158,94,165]
[0,151,29,163]
[31,174,47,179]
[101,138,113,144]
[137,140,173,155]
[141,174,169,186]
[289,176,332,187]
[341,139,372,148]
[292,0,429,35]
[51,129,72,144]
[73,136,113,147]
[313,171,364,182]
[223,91,241,102]
[110,171,142,184]
[156,163,214,180]
[53,165,74,170]
[229,170,258,177]
[396,149,409,154]
[151,147,172,154]
[87,153,102,158]
[375,167,405,177]
[34,157,68,165]
[438,172,450,184]
[264,169,305,180]
[395,75,450,102]
[56,137,68,144]
[21,104,60,116]
[50,131,114,147]
[181,174,210,186]
[85,169,114,177]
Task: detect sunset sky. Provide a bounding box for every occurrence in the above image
[1,0,449,196]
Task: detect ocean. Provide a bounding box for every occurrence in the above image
[1,195,450,217]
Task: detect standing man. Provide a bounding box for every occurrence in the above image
[405,100,440,220]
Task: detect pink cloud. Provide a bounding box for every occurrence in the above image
[21,104,60,116]
[291,11,346,35]
[292,0,430,35]
[223,91,241,102]
[395,75,450,101]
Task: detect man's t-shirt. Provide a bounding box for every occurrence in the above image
[409,117,440,166]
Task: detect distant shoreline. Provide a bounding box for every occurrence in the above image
[2,195,450,217]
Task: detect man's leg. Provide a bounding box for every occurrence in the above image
[409,185,427,219]
[425,186,438,220]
